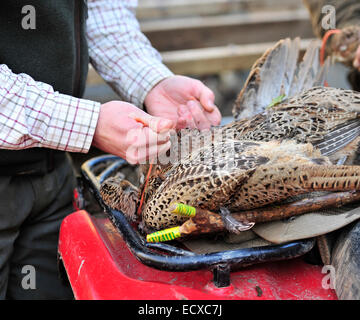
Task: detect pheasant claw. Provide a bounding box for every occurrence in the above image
[219,207,255,234]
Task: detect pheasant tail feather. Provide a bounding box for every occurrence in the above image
[233,38,330,120]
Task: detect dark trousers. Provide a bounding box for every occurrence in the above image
[0,154,75,299]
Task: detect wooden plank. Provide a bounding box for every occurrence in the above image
[141,9,310,32]
[161,39,315,75]
[137,0,303,20]
[86,39,316,84]
[140,9,314,51]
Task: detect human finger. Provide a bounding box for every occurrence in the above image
[127,127,171,149]
[187,100,212,130]
[178,104,197,129]
[353,45,360,70]
[191,81,217,113]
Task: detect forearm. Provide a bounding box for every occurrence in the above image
[304,0,360,38]
[0,64,100,152]
[86,0,174,108]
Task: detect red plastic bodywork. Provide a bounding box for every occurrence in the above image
[58,210,338,300]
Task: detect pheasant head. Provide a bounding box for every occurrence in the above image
[331,25,360,66]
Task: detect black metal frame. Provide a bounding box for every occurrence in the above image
[81,155,315,287]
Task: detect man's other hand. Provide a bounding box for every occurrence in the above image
[353,45,360,71]
[144,75,222,130]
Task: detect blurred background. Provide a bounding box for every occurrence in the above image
[73,0,352,169]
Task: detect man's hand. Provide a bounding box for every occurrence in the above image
[353,45,360,71]
[92,101,174,164]
[144,75,222,130]
[331,26,360,69]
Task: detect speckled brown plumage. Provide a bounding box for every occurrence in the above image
[141,140,360,230]
[100,38,360,233]
[100,177,139,222]
[226,86,360,165]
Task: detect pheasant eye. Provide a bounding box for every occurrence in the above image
[339,45,347,52]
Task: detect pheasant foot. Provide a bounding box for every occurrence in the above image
[218,207,255,234]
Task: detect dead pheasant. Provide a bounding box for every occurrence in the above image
[230,37,360,166]
[101,38,360,234]
[102,139,360,233]
[233,30,360,119]
[226,86,360,165]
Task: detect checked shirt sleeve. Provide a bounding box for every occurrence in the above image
[86,0,174,108]
[0,64,100,153]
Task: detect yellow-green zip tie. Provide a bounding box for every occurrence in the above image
[146,226,182,243]
[170,203,196,217]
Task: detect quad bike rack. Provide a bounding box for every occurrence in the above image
[80,155,316,288]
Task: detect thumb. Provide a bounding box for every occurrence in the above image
[192,82,217,113]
